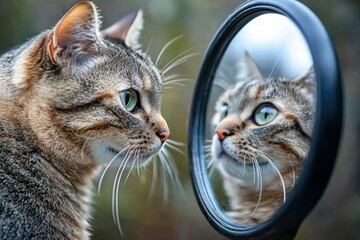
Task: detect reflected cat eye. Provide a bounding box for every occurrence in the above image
[119,89,138,112]
[188,0,343,239]
[253,103,278,126]
[220,104,229,120]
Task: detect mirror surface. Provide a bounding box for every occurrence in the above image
[205,13,315,225]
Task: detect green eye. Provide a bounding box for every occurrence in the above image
[254,103,278,125]
[119,89,138,112]
[220,104,228,120]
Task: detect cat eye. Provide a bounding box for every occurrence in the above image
[119,89,138,112]
[188,1,343,240]
[253,104,278,126]
[219,104,229,120]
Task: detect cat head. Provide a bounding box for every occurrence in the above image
[13,1,169,167]
[211,52,316,189]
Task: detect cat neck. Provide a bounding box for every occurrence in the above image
[0,112,99,239]
[223,164,302,224]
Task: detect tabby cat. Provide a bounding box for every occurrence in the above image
[0,1,170,239]
[210,52,315,224]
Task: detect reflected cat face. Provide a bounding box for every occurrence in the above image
[211,52,316,191]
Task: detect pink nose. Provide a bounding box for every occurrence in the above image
[156,129,170,143]
[214,128,230,141]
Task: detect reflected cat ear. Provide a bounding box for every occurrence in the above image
[102,9,143,49]
[236,51,262,80]
[292,66,316,95]
[47,1,102,65]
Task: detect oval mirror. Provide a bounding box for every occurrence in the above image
[189,0,342,239]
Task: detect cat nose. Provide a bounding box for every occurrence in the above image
[215,128,231,141]
[156,128,170,143]
[154,116,170,143]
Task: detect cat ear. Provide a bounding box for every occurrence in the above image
[48,1,102,65]
[102,9,143,49]
[292,66,316,94]
[236,51,262,80]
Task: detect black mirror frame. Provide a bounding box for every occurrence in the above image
[188,0,343,239]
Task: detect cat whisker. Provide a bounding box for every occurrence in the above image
[162,147,184,192]
[251,158,263,217]
[123,149,141,186]
[80,137,90,160]
[166,139,185,146]
[214,78,231,91]
[206,155,217,177]
[160,46,201,76]
[204,148,212,155]
[163,78,191,88]
[111,148,131,235]
[291,165,296,188]
[164,140,185,155]
[252,161,256,184]
[112,145,139,235]
[164,82,186,88]
[147,156,159,204]
[158,152,170,202]
[158,146,184,202]
[145,36,154,55]
[97,145,130,194]
[155,35,183,66]
[162,73,187,82]
[259,153,286,203]
[163,86,173,90]
[266,53,280,82]
[161,52,200,76]
[215,67,234,86]
[147,140,183,203]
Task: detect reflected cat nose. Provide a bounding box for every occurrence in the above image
[156,129,170,143]
[215,128,231,141]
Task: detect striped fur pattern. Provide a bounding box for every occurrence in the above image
[210,52,315,225]
[0,1,169,239]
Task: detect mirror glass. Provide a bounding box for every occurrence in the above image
[204,13,315,225]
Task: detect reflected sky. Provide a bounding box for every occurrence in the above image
[222,13,312,79]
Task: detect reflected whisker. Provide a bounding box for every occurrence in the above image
[260,152,286,203]
[266,53,281,81]
[291,165,296,188]
[251,158,263,217]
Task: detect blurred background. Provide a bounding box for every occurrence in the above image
[0,0,358,239]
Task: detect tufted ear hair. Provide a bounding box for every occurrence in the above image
[292,66,316,95]
[47,1,103,66]
[236,51,262,81]
[102,9,143,49]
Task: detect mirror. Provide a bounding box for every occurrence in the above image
[189,0,342,239]
[206,13,314,225]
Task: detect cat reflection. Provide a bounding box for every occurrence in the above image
[209,52,316,225]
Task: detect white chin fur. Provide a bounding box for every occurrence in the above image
[89,141,155,167]
[211,135,280,189]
